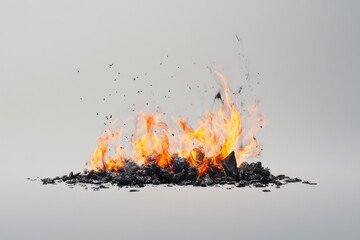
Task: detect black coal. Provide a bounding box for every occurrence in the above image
[40,151,316,191]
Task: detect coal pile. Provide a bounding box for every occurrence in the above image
[40,151,315,191]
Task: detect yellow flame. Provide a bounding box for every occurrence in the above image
[87,69,265,174]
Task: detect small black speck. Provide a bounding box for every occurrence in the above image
[177,66,180,69]
[80,98,82,100]
[168,90,171,92]
[160,63,162,65]
[77,70,80,73]
[133,78,136,81]
[103,98,105,101]
[96,113,99,115]
[110,115,112,119]
[114,79,116,81]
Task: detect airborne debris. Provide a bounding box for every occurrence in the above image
[214,91,223,102]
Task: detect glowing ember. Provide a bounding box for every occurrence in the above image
[86,69,265,175]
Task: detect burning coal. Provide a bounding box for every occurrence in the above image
[40,69,316,191]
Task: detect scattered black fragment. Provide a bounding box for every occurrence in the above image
[263,189,271,192]
[302,181,317,185]
[129,189,140,192]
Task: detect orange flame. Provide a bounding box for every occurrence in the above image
[86,69,265,175]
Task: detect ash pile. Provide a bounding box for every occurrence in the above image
[41,151,316,191]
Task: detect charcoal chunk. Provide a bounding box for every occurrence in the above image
[221,151,239,180]
[173,169,186,183]
[253,183,265,188]
[123,160,138,174]
[129,189,140,192]
[154,167,173,182]
[173,157,189,173]
[235,180,247,187]
[186,167,198,181]
[41,178,55,184]
[285,177,302,183]
[274,180,282,186]
[96,170,106,177]
[254,161,262,169]
[203,174,214,186]
[239,162,249,171]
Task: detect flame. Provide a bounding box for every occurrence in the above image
[86,69,265,174]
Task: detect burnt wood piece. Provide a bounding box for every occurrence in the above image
[221,151,239,180]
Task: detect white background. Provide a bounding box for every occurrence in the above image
[0,1,359,239]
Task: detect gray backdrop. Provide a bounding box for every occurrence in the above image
[0,0,359,239]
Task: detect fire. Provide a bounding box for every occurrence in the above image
[86,69,265,175]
